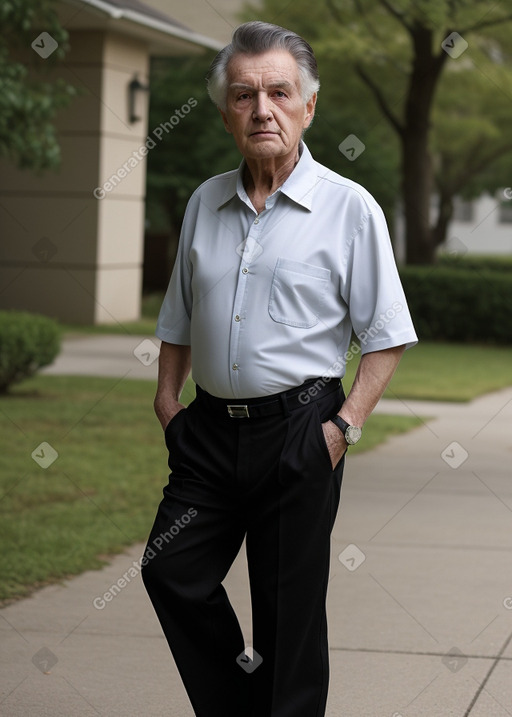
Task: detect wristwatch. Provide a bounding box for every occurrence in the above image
[330,415,362,445]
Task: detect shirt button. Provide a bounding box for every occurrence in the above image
[232,363,239,371]
[242,267,249,274]
[234,315,241,322]
[254,217,260,224]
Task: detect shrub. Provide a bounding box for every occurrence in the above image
[399,266,512,344]
[0,312,61,393]
[437,254,512,274]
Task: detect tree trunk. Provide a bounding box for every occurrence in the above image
[401,131,436,264]
[401,27,447,264]
[431,191,454,250]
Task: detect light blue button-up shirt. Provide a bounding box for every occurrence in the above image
[156,142,417,399]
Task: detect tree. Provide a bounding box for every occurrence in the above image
[0,0,76,170]
[245,0,512,263]
[145,54,241,266]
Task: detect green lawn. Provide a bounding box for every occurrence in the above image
[0,375,422,603]
[344,341,512,402]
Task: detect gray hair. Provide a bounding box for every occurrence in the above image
[206,21,320,110]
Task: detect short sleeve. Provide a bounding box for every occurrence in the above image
[345,200,418,354]
[155,195,197,345]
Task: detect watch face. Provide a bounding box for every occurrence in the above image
[345,425,362,445]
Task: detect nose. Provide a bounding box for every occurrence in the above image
[252,92,273,121]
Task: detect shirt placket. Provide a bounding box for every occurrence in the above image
[228,209,267,396]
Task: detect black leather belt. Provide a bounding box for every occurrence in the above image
[196,378,341,419]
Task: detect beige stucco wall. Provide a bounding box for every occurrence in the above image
[0,29,150,324]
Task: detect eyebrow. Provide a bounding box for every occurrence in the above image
[228,81,296,93]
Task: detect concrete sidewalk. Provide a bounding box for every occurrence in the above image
[3,335,512,715]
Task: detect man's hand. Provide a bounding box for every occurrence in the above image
[320,345,407,467]
[155,400,186,431]
[154,342,191,430]
[321,420,347,470]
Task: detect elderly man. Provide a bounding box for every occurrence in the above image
[142,20,417,717]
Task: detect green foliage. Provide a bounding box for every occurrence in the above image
[145,54,241,234]
[242,0,512,254]
[400,266,512,343]
[0,311,61,393]
[0,0,76,170]
[438,254,512,272]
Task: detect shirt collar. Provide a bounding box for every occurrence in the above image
[217,141,319,212]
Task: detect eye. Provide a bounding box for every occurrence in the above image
[236,92,251,101]
[273,90,288,99]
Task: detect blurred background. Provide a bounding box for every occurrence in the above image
[1,0,511,335]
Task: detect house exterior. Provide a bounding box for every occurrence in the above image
[394,192,512,263]
[0,0,223,324]
[444,193,512,257]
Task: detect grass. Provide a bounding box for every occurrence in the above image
[343,341,512,402]
[0,374,422,603]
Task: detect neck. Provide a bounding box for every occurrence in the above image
[243,148,300,212]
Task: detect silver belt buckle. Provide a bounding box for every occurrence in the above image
[227,404,250,418]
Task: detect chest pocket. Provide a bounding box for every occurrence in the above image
[268,257,331,329]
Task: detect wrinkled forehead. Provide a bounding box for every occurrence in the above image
[226,50,301,89]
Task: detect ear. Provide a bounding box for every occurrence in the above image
[303,92,317,130]
[219,107,232,134]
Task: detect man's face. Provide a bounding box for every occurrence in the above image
[219,50,316,162]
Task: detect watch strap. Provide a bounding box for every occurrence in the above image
[330,415,350,436]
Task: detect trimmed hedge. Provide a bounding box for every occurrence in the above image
[0,312,61,393]
[438,254,512,274]
[399,266,512,344]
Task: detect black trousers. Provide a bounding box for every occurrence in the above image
[142,380,346,717]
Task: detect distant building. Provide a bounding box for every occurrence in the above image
[394,191,512,262]
[444,193,512,257]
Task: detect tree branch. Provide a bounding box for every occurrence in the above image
[436,140,512,203]
[454,141,512,195]
[376,0,413,32]
[355,64,404,136]
[325,0,343,24]
[460,13,512,35]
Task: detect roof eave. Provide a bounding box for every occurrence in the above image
[62,0,224,52]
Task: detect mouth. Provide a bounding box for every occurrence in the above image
[250,131,278,137]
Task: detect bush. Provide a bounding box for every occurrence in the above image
[0,312,61,393]
[400,266,512,344]
[437,254,512,273]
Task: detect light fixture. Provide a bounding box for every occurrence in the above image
[128,75,149,124]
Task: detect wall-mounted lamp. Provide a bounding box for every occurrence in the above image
[128,75,149,124]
